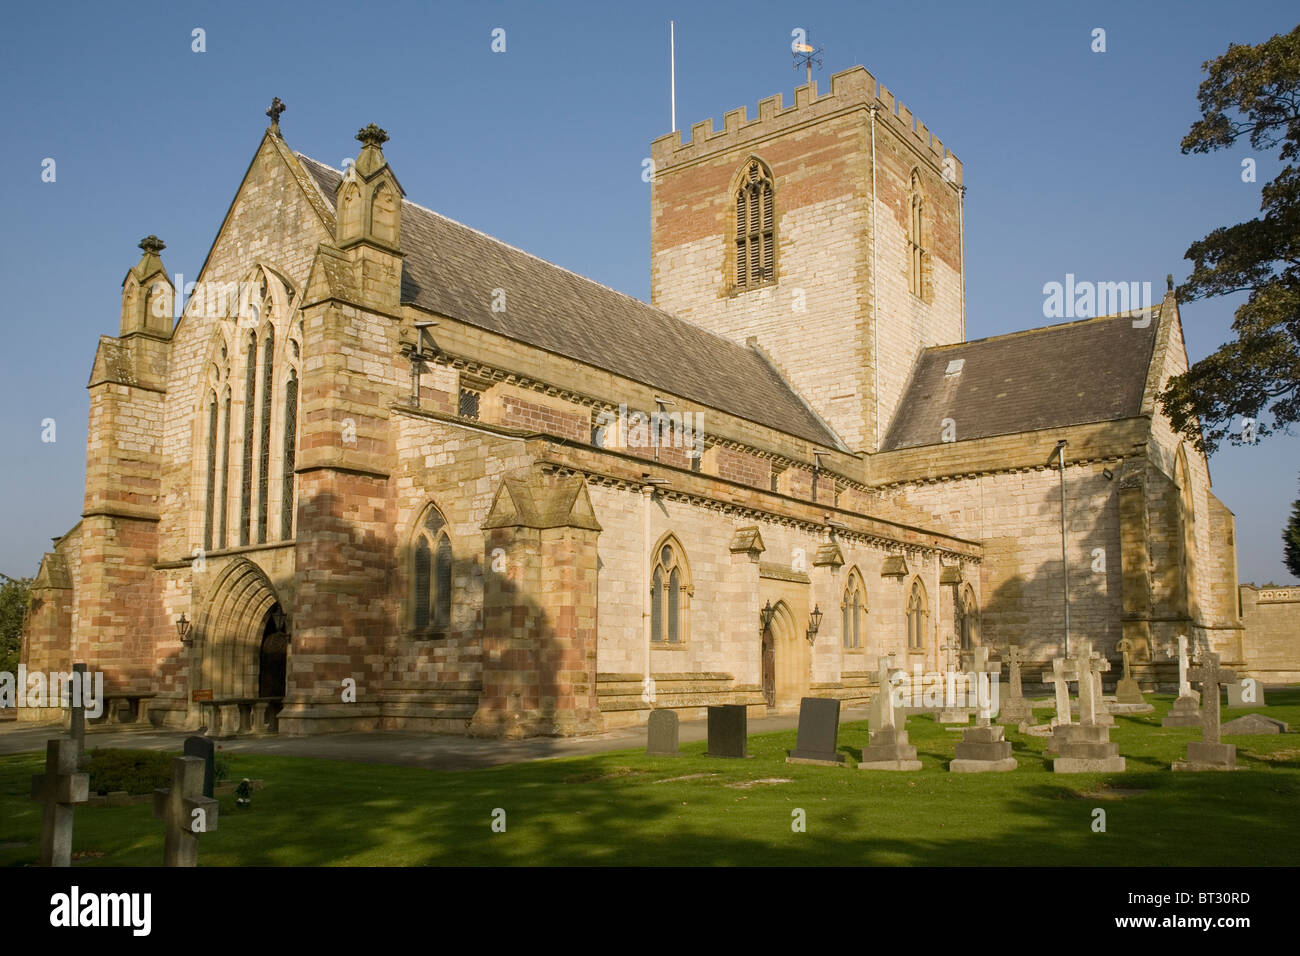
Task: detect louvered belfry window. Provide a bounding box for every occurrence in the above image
[735,160,775,289]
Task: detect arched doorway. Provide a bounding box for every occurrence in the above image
[194,558,283,701]
[761,626,776,707]
[764,600,809,712]
[258,607,289,699]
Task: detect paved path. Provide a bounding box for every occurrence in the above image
[0,707,869,771]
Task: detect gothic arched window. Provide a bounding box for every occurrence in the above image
[651,536,691,644]
[908,169,928,301]
[907,577,928,651]
[959,586,978,650]
[239,332,257,547]
[734,159,776,289]
[256,332,274,544]
[203,391,218,552]
[218,388,230,549]
[1175,446,1197,617]
[280,368,298,540]
[412,505,452,634]
[841,569,867,649]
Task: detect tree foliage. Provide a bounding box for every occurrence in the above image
[0,576,32,676]
[1285,480,1300,579]
[1160,24,1300,454]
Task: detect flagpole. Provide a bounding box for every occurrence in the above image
[670,20,677,132]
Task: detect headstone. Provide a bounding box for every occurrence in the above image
[937,638,971,723]
[787,697,845,765]
[706,705,748,758]
[183,735,217,797]
[30,738,90,867]
[153,755,219,866]
[1041,657,1076,729]
[646,710,680,757]
[1051,640,1125,773]
[1162,634,1201,726]
[1221,713,1288,735]
[997,645,1034,726]
[68,662,87,761]
[1226,678,1267,708]
[1113,636,1147,706]
[1173,653,1238,771]
[859,655,921,771]
[951,724,1017,773]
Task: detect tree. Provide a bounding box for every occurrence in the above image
[1159,24,1300,455]
[1285,479,1300,579]
[0,576,32,676]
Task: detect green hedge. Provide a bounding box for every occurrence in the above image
[84,749,176,795]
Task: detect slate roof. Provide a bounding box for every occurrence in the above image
[881,309,1161,451]
[295,154,844,450]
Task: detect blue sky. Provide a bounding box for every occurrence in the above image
[0,0,1296,585]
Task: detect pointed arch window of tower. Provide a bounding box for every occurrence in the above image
[734,159,776,290]
[908,170,930,302]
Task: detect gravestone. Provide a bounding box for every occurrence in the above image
[937,639,972,723]
[183,735,217,797]
[951,648,1016,772]
[1085,644,1115,725]
[1113,636,1151,709]
[1162,634,1201,727]
[1221,713,1288,735]
[859,655,921,771]
[1173,653,1238,771]
[68,662,87,762]
[646,709,680,757]
[997,646,1034,726]
[30,738,90,867]
[1051,640,1125,773]
[153,755,219,866]
[1226,678,1267,708]
[1041,657,1076,730]
[706,705,748,758]
[787,697,845,765]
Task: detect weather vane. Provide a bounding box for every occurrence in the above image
[793,38,823,85]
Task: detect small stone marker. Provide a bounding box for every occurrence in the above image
[153,755,219,866]
[1113,636,1147,705]
[937,638,971,723]
[859,656,921,771]
[1221,713,1287,735]
[706,705,748,758]
[787,697,845,765]
[646,709,680,757]
[1226,678,1267,708]
[998,645,1033,726]
[30,738,90,867]
[68,662,87,761]
[1163,634,1202,727]
[184,735,217,797]
[1051,640,1125,773]
[1173,652,1238,772]
[1041,656,1075,729]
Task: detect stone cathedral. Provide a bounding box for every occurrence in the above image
[20,68,1272,739]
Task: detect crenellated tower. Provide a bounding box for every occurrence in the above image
[650,66,966,454]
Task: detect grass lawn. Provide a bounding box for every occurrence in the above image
[2,691,1297,866]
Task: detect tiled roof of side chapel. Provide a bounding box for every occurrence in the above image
[881,308,1163,451]
[294,153,846,451]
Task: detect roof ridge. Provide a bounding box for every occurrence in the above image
[927,304,1163,351]
[295,152,765,363]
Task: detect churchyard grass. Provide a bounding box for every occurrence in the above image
[1,690,1297,866]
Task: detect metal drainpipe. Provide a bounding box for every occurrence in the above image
[642,485,656,704]
[870,103,880,449]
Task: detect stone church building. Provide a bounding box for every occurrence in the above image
[20,67,1256,737]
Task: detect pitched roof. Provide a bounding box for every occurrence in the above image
[295,154,844,450]
[881,308,1161,451]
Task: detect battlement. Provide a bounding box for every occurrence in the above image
[650,66,961,184]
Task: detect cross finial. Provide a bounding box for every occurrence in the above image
[138,235,165,256]
[266,97,287,130]
[356,123,389,148]
[1166,273,1174,292]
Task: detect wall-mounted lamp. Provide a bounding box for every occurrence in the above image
[807,604,823,642]
[760,599,775,632]
[176,613,193,647]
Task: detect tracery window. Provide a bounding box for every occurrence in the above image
[907,577,928,651]
[842,569,868,649]
[651,536,691,644]
[413,504,453,633]
[734,159,776,289]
